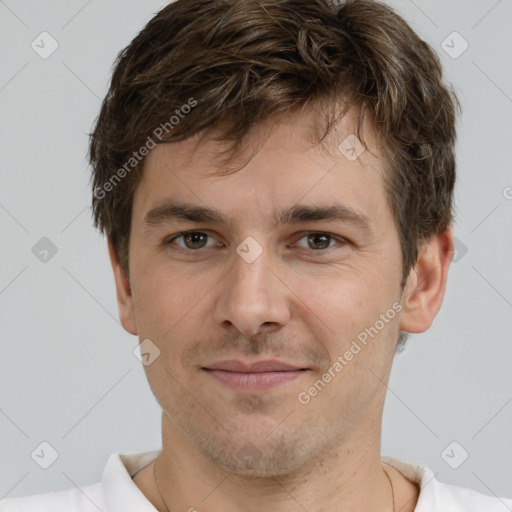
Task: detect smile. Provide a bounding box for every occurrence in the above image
[202,359,309,392]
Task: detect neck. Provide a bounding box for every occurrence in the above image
[153,413,394,512]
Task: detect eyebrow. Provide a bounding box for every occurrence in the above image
[143,201,373,232]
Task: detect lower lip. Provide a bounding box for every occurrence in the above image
[203,369,306,391]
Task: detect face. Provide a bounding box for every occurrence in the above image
[112,107,432,477]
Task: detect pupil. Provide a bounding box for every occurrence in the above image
[186,232,206,249]
[183,233,331,250]
[309,233,330,250]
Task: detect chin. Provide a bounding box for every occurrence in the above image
[203,445,309,477]
[195,423,327,478]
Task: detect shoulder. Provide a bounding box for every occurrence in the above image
[0,450,161,512]
[0,482,105,512]
[427,478,512,511]
[382,455,512,512]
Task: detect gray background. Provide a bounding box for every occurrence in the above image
[1,0,511,501]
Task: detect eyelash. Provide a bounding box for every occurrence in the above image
[164,231,348,254]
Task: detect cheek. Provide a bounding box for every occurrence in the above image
[300,271,382,333]
[131,263,215,350]
[298,269,400,365]
[131,265,181,336]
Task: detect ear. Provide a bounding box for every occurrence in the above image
[399,228,453,333]
[107,237,138,335]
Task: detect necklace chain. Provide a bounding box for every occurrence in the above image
[383,462,396,512]
[154,456,395,512]
[154,456,171,512]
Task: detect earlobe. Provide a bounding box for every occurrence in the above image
[399,228,453,334]
[107,238,138,335]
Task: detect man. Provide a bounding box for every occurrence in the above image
[2,0,511,510]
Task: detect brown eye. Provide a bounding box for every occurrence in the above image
[183,232,208,249]
[294,232,343,251]
[168,231,216,250]
[306,233,332,250]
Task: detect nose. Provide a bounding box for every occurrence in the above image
[213,243,291,336]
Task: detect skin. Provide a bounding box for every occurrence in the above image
[109,106,453,512]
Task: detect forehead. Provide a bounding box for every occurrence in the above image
[155,104,380,172]
[132,106,390,230]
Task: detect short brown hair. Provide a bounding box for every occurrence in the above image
[89,0,460,285]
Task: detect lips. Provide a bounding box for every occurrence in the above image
[205,359,305,372]
[202,359,308,391]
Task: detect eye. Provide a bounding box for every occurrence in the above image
[165,230,347,253]
[293,232,347,251]
[166,231,220,251]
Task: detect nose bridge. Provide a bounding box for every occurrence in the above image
[233,241,271,296]
[214,236,290,335]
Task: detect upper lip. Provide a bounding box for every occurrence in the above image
[204,359,306,372]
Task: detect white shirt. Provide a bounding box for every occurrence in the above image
[1,450,511,511]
